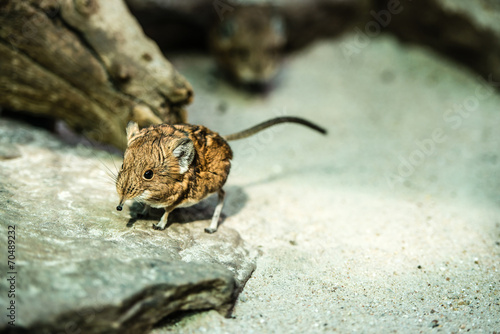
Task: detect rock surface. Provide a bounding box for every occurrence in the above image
[0,118,258,333]
[151,33,500,332]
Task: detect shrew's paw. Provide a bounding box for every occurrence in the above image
[152,223,165,230]
[204,227,217,234]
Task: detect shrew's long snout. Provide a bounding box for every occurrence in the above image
[116,171,133,211]
[116,196,126,211]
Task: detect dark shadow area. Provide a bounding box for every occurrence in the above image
[152,309,212,331]
[1,109,57,132]
[126,185,248,229]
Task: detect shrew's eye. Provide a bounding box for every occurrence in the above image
[143,170,154,180]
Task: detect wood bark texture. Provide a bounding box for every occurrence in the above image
[0,0,193,149]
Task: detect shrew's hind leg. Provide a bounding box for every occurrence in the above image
[205,189,225,234]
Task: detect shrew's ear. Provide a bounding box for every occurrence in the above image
[173,138,195,174]
[126,122,140,145]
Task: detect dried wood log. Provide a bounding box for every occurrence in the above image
[0,0,193,149]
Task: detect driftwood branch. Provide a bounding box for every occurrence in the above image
[0,0,193,149]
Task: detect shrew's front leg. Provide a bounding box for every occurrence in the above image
[153,207,172,230]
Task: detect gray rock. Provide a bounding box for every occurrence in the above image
[0,144,21,160]
[0,118,258,333]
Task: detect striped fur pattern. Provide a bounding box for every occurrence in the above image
[116,123,232,216]
[115,116,325,232]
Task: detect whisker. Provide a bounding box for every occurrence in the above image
[104,173,118,185]
[96,174,117,187]
[105,169,118,182]
[96,158,118,179]
[110,154,120,175]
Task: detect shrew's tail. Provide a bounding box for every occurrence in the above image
[223,116,327,141]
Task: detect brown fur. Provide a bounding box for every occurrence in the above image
[116,117,325,232]
[116,123,232,218]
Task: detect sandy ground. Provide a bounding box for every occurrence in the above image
[153,34,500,333]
